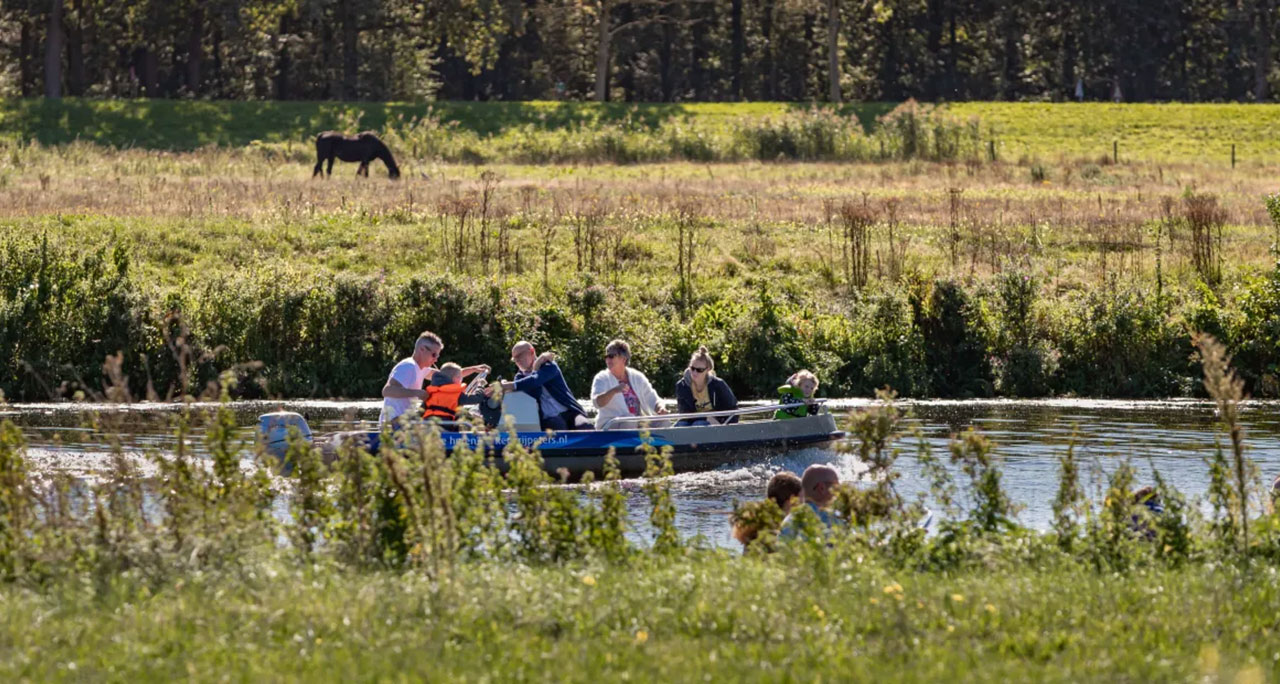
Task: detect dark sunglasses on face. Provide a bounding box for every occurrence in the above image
[690,366,709,373]
[606,353,620,359]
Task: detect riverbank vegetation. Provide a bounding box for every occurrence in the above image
[0,341,1278,679]
[4,112,1280,401]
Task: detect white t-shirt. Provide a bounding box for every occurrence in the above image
[590,367,660,429]
[379,357,429,426]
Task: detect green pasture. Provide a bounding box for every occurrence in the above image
[1,555,1276,682]
[3,98,1280,163]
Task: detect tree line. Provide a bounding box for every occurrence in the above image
[1,0,1277,103]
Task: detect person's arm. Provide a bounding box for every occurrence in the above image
[459,364,490,379]
[532,352,556,371]
[591,373,627,409]
[714,378,739,424]
[674,379,695,414]
[382,378,426,400]
[511,363,558,393]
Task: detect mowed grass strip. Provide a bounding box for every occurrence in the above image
[5,98,1280,163]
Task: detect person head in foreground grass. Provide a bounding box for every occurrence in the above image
[778,464,841,541]
[732,471,803,547]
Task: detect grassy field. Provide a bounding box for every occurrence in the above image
[3,555,1278,681]
[4,98,1280,163]
[2,100,1280,401]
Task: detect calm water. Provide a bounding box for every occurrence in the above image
[5,398,1280,550]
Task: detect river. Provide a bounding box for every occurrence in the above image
[4,398,1278,550]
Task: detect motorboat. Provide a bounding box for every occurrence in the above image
[259,391,845,478]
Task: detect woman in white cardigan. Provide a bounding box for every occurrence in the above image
[590,339,668,429]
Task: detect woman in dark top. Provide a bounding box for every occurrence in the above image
[673,346,738,426]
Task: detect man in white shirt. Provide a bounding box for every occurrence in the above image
[379,331,443,426]
[380,331,489,427]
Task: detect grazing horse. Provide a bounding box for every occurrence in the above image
[313,131,400,179]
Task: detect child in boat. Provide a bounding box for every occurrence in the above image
[422,362,488,427]
[774,370,820,419]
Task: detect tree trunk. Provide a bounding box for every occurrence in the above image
[946,6,957,97]
[341,0,359,100]
[659,19,675,101]
[926,0,943,99]
[276,13,291,99]
[66,0,85,95]
[594,2,611,102]
[143,48,160,96]
[761,0,776,99]
[45,0,65,98]
[1001,8,1019,100]
[187,6,203,94]
[1257,0,1275,101]
[20,18,37,96]
[1061,28,1076,101]
[731,0,745,100]
[826,0,840,102]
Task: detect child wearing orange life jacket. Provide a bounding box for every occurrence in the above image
[422,362,485,425]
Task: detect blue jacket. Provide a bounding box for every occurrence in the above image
[512,361,588,418]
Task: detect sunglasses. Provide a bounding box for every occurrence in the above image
[690,366,709,373]
[606,353,624,359]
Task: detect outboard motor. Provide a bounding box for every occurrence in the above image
[259,411,313,458]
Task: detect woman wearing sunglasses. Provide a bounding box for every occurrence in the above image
[673,346,738,426]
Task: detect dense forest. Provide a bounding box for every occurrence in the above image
[0,0,1277,104]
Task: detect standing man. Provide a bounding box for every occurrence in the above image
[493,341,590,431]
[380,331,487,427]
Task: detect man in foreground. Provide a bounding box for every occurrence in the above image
[779,464,840,540]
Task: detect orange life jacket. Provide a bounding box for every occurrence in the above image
[422,383,465,420]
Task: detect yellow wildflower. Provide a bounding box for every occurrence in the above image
[634,630,649,644]
[582,575,596,586]
[1199,644,1220,674]
[950,594,964,603]
[984,603,997,614]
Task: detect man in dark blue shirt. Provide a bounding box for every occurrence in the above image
[495,341,591,431]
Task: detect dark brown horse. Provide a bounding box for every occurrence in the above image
[313,131,400,179]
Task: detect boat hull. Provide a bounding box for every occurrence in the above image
[319,412,844,477]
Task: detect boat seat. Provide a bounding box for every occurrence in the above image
[501,391,542,432]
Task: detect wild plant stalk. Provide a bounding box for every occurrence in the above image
[1194,332,1253,555]
[1051,434,1083,551]
[1184,194,1225,286]
[675,204,700,319]
[641,441,679,554]
[838,200,874,290]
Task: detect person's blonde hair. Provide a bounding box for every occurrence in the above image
[437,362,463,382]
[788,369,819,397]
[688,345,714,373]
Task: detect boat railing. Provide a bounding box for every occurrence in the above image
[599,399,828,430]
